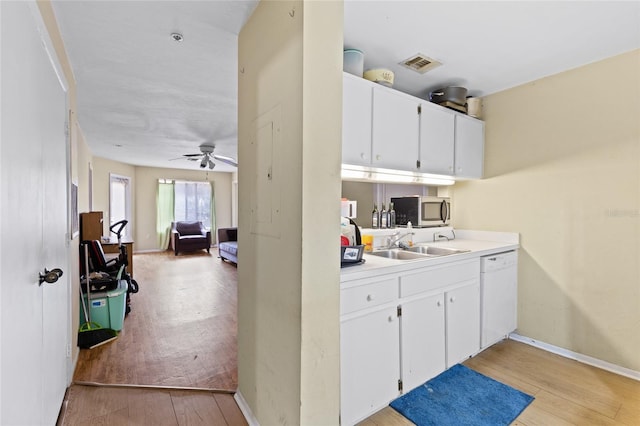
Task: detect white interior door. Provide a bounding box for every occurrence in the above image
[41,83,70,424]
[1,2,70,424]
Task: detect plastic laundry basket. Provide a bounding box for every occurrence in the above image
[80,280,127,331]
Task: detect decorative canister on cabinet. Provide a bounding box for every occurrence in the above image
[466,97,482,118]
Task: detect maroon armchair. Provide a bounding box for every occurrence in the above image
[171,221,211,256]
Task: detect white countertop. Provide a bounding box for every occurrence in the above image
[341,229,519,282]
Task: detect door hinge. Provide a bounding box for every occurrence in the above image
[417,105,421,114]
[416,159,421,169]
[398,379,403,392]
[397,306,402,317]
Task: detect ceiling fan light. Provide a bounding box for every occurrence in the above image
[200,156,208,168]
[208,159,215,169]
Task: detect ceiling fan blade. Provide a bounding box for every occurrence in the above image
[212,154,238,167]
[183,153,203,157]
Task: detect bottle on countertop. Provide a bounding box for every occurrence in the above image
[372,203,379,229]
[380,203,388,229]
[389,202,396,229]
[406,221,413,246]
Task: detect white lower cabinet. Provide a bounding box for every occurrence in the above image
[341,258,483,425]
[341,305,400,426]
[400,293,446,392]
[445,281,480,367]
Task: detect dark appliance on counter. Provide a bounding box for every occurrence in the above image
[341,217,365,267]
[391,196,451,228]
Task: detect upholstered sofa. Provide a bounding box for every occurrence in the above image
[217,227,237,264]
[171,221,211,256]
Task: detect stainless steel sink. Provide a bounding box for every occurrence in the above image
[369,249,428,260]
[405,246,470,256]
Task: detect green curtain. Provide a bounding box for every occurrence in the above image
[157,181,175,250]
[209,181,216,244]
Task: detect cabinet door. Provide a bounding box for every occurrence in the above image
[400,293,446,393]
[481,266,517,348]
[419,103,455,175]
[454,115,484,178]
[341,306,400,426]
[342,73,373,166]
[371,87,420,170]
[445,281,480,367]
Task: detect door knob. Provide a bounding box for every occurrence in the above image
[39,268,63,286]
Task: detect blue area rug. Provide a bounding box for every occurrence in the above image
[390,364,534,426]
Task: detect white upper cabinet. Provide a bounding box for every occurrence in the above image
[454,114,485,179]
[419,102,456,175]
[371,86,420,171]
[341,72,484,179]
[342,73,373,166]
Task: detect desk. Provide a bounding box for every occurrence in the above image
[101,238,134,277]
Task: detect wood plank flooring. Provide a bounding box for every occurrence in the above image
[73,250,238,390]
[67,251,640,425]
[62,250,243,425]
[359,339,640,426]
[59,385,247,426]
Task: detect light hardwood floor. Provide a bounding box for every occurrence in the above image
[62,250,244,425]
[65,251,640,425]
[73,250,238,390]
[59,385,247,426]
[360,339,640,426]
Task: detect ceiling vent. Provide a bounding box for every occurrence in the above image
[400,54,442,74]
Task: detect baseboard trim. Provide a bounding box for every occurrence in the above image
[234,391,260,426]
[509,333,640,381]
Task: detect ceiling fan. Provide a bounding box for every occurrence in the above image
[172,144,238,169]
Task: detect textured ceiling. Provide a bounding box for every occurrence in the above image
[53,1,640,173]
[53,0,258,172]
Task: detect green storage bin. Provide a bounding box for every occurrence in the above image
[80,280,127,331]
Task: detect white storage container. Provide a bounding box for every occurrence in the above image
[343,49,364,77]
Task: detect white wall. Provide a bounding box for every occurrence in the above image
[453,49,640,371]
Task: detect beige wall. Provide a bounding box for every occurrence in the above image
[300,1,342,423]
[134,167,233,251]
[453,49,640,371]
[91,158,233,251]
[238,0,342,424]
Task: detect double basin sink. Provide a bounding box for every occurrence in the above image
[369,244,469,261]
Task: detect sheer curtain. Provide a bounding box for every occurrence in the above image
[157,180,175,250]
[174,181,213,227]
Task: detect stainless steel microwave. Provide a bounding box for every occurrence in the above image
[390,196,451,227]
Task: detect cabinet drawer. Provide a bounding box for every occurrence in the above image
[341,277,398,315]
[400,259,479,298]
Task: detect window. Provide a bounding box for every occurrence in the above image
[109,174,132,238]
[156,179,215,250]
[174,181,213,228]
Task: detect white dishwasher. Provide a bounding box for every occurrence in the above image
[480,251,518,349]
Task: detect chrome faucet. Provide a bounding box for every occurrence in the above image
[385,230,415,249]
[433,229,456,242]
